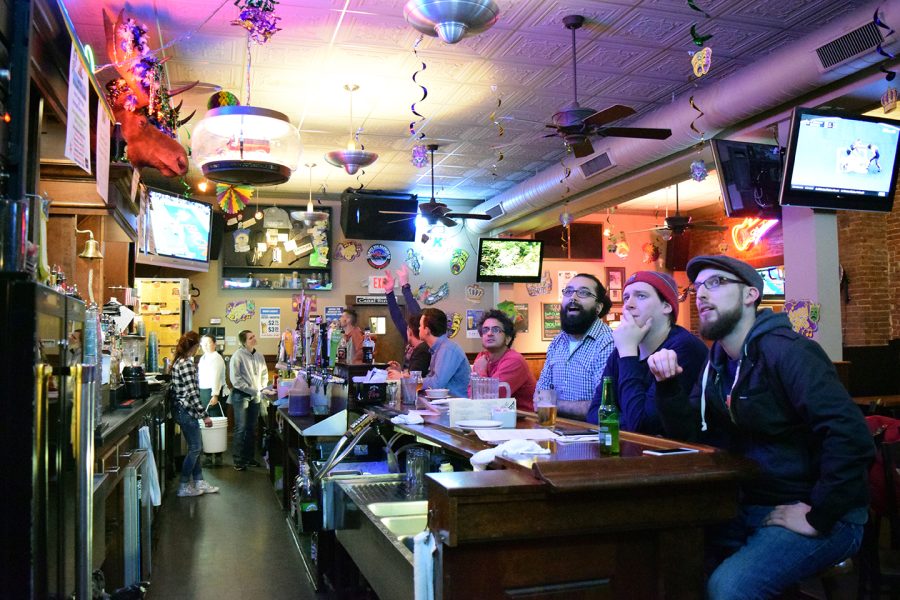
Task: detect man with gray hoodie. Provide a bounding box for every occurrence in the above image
[648,255,873,599]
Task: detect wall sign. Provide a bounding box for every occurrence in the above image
[367,244,391,269]
[542,303,562,341]
[355,295,389,305]
[259,307,281,338]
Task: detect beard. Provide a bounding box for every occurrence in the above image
[561,304,596,335]
[699,303,742,340]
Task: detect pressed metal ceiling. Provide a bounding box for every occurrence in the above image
[62,0,867,213]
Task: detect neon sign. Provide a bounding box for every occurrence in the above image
[731,218,779,252]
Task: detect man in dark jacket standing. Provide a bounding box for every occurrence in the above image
[648,255,873,600]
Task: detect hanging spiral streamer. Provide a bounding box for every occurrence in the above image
[874,9,897,81]
[489,85,504,138]
[689,95,706,141]
[356,170,367,191]
[409,36,428,137]
[690,25,713,48]
[559,156,572,199]
[687,0,711,18]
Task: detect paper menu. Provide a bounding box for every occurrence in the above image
[449,398,515,426]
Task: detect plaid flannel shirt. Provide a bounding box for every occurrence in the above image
[536,318,615,402]
[171,357,207,419]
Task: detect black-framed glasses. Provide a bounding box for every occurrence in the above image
[561,287,598,299]
[688,275,744,294]
[480,326,503,335]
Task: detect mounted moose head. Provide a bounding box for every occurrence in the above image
[103,9,196,177]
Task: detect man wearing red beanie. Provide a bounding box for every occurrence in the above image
[587,270,707,434]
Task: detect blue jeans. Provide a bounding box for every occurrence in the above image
[173,403,203,483]
[231,391,260,465]
[707,504,864,599]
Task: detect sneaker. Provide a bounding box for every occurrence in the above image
[194,480,219,494]
[177,482,203,497]
[233,464,246,471]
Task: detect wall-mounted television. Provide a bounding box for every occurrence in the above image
[137,187,212,272]
[779,107,900,213]
[711,139,784,218]
[755,265,785,300]
[476,238,544,283]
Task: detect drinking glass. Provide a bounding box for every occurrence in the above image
[405,447,430,497]
[401,377,418,406]
[534,389,558,427]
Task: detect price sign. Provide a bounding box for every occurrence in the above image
[259,307,281,338]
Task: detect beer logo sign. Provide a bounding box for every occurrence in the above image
[366,244,391,269]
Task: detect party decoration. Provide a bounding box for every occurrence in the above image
[874,9,897,81]
[103,10,196,176]
[641,242,660,264]
[412,143,428,168]
[217,184,252,213]
[447,312,462,339]
[207,90,240,110]
[405,248,423,275]
[336,241,363,262]
[231,0,282,45]
[366,244,391,269]
[450,249,469,275]
[233,229,251,253]
[731,218,779,252]
[525,271,552,296]
[465,284,485,303]
[687,0,711,18]
[419,282,449,305]
[691,47,712,78]
[225,299,256,323]
[689,95,705,141]
[690,24,712,47]
[615,240,630,260]
[559,206,573,227]
[882,87,897,113]
[489,85,504,138]
[409,36,428,138]
[690,159,708,181]
[784,299,820,339]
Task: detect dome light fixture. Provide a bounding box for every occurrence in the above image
[325,84,378,175]
[291,163,329,226]
[403,0,500,45]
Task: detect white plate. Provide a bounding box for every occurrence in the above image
[456,419,503,430]
[427,398,452,405]
[425,393,449,399]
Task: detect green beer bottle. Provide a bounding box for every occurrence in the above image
[598,376,620,456]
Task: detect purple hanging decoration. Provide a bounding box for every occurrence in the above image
[412,143,428,168]
[690,159,708,182]
[232,0,281,45]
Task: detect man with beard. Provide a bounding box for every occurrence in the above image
[648,255,873,599]
[535,273,615,419]
[586,271,706,434]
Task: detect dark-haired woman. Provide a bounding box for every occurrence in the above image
[472,309,536,411]
[170,331,219,497]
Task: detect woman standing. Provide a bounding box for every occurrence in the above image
[229,330,268,471]
[170,331,220,497]
[198,335,227,467]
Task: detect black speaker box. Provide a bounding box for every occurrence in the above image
[209,211,225,261]
[665,231,692,271]
[340,188,418,242]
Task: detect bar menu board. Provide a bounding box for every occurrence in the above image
[542,303,561,340]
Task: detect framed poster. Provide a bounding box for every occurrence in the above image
[542,303,561,341]
[605,267,626,304]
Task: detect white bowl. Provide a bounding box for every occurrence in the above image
[425,388,449,398]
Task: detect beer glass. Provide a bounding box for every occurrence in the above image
[534,388,558,427]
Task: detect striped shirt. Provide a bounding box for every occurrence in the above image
[536,318,615,404]
[171,357,208,419]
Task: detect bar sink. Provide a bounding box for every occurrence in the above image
[368,500,427,517]
[380,514,427,538]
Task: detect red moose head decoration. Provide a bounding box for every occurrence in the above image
[103,9,196,177]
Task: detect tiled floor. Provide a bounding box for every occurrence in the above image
[147,458,320,600]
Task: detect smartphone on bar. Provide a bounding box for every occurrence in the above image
[642,448,700,456]
[552,427,598,436]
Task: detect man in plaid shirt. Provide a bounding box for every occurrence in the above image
[536,273,615,420]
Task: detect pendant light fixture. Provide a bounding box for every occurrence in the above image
[290,163,329,226]
[404,0,500,45]
[325,84,378,175]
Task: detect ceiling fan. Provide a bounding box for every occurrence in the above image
[543,15,672,158]
[380,144,491,227]
[631,183,727,236]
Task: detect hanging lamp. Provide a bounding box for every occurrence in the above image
[403,0,500,44]
[325,85,378,175]
[290,163,329,226]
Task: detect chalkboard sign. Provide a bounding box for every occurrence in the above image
[542,303,561,340]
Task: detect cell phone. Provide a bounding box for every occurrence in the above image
[642,447,700,456]
[552,427,598,436]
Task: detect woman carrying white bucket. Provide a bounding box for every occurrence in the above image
[198,335,227,467]
[170,331,220,497]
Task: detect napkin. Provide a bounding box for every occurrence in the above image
[391,413,425,425]
[352,368,389,384]
[413,530,436,600]
[469,439,551,470]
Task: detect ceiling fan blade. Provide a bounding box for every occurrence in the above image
[626,226,667,234]
[445,212,491,220]
[583,105,636,127]
[380,210,418,215]
[593,126,672,140]
[690,223,728,231]
[570,139,594,158]
[438,216,458,227]
[386,217,416,224]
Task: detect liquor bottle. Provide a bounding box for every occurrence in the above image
[362,328,375,364]
[598,376,620,456]
[336,329,348,364]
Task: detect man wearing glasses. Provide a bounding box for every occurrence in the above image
[471,309,536,411]
[648,255,873,599]
[535,273,615,419]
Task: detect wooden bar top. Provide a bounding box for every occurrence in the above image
[853,394,900,409]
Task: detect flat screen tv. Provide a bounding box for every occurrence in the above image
[137,187,212,272]
[711,139,784,218]
[755,265,785,300]
[779,107,900,213]
[476,238,544,283]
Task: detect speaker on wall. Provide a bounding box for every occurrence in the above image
[340,188,419,242]
[209,211,224,261]
[665,231,692,271]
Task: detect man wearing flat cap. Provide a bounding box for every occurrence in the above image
[647,255,873,599]
[586,270,707,435]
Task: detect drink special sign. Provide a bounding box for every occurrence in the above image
[259,307,281,338]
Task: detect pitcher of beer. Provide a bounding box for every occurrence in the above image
[469,376,511,400]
